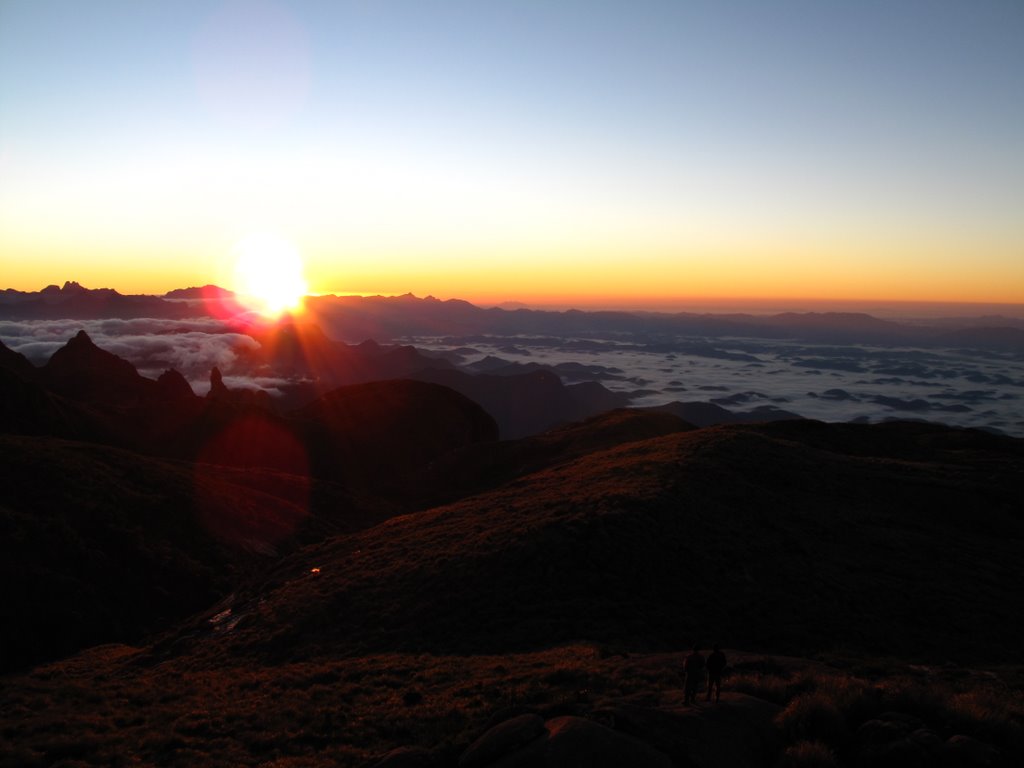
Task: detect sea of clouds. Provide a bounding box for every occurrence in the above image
[3,319,1022,436]
[405,334,1024,436]
[0,318,260,394]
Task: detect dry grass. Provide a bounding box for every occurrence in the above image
[2,646,1022,768]
[776,740,839,768]
[0,643,648,768]
[733,659,1024,763]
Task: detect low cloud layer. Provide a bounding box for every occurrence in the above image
[5,318,1023,435]
[0,318,260,381]
[406,334,1024,436]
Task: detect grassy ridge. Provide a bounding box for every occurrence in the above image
[174,420,1024,666]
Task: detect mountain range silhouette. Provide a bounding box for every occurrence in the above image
[3,282,1023,349]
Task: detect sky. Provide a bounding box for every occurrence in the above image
[1,0,1022,309]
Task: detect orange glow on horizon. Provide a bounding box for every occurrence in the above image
[1,238,1022,313]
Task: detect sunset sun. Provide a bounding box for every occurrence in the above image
[231,233,308,317]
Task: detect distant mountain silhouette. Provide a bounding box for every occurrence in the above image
[302,294,953,346]
[0,282,185,319]
[935,325,1024,351]
[758,311,901,332]
[245,323,632,438]
[41,330,159,405]
[6,283,1023,350]
[412,367,629,439]
[240,321,455,396]
[647,400,804,427]
[164,285,236,299]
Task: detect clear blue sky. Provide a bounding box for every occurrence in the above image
[1,0,1022,305]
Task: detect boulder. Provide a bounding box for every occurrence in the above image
[945,734,1001,766]
[858,718,905,745]
[669,694,780,768]
[459,713,545,768]
[542,716,673,768]
[459,713,672,768]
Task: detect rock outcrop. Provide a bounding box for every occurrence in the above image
[460,713,673,768]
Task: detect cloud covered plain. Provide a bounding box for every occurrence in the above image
[0,318,261,394]
[3,318,1023,436]
[406,334,1024,437]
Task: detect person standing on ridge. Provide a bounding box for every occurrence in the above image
[682,645,706,705]
[706,645,727,703]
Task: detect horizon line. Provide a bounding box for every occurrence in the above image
[5,281,1024,319]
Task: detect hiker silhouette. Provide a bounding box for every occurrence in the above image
[706,645,727,703]
[682,646,705,705]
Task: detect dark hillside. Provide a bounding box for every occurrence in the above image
[291,379,498,492]
[0,338,37,380]
[414,408,695,506]
[0,436,314,672]
[0,368,110,441]
[171,420,1023,667]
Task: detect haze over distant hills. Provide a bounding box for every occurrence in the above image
[2,282,1022,436]
[3,281,1024,337]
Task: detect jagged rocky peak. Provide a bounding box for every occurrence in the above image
[45,331,132,376]
[156,369,195,400]
[40,329,150,404]
[46,331,107,367]
[41,281,89,295]
[47,330,114,367]
[69,329,94,346]
[208,366,229,399]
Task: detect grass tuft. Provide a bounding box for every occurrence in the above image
[776,740,839,768]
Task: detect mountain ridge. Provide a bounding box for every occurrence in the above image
[4,282,1022,349]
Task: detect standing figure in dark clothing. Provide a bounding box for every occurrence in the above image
[682,646,706,705]
[706,645,727,703]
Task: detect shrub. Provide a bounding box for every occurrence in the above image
[812,675,878,725]
[730,672,792,704]
[776,693,850,749]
